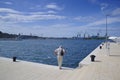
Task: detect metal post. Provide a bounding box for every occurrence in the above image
[106,15,108,48]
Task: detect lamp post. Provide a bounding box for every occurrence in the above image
[105,15,108,48]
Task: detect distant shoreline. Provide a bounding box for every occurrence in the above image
[0,37,106,40]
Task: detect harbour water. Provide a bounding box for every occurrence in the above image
[0,39,104,68]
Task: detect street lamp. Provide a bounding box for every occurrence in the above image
[105,15,109,48]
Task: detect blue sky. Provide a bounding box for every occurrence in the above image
[0,0,120,37]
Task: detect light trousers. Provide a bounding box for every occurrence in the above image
[57,55,63,68]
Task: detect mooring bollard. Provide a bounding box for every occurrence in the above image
[13,57,17,62]
[90,55,96,62]
[100,46,102,49]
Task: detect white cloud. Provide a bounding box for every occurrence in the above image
[0,8,21,14]
[74,16,96,22]
[86,19,105,27]
[30,10,57,15]
[0,8,65,23]
[45,3,63,11]
[112,8,120,16]
[47,10,57,14]
[100,3,109,11]
[30,5,41,10]
[84,16,120,27]
[1,14,65,23]
[4,2,13,5]
[0,1,13,5]
[100,3,120,17]
[30,12,46,15]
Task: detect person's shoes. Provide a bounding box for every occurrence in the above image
[59,67,62,70]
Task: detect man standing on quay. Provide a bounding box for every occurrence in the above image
[54,46,65,69]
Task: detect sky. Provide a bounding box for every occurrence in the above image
[0,0,120,37]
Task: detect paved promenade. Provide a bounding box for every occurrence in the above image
[0,42,120,80]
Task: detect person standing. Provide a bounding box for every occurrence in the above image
[54,46,65,69]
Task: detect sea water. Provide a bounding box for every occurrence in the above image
[0,39,104,68]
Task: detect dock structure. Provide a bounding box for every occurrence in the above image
[0,42,120,80]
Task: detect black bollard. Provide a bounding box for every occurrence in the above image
[13,57,17,62]
[100,46,102,49]
[90,55,96,62]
